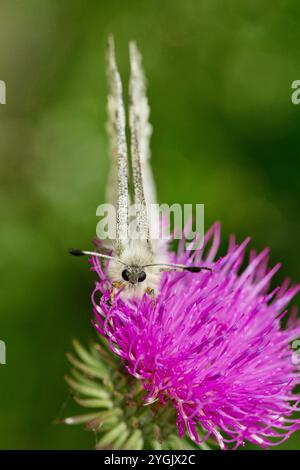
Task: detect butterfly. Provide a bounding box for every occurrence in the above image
[70,37,211,299]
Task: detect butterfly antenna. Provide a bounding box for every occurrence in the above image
[143,262,212,273]
[69,248,126,266]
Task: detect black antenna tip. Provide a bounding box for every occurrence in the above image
[185,266,202,272]
[185,266,212,273]
[69,248,85,257]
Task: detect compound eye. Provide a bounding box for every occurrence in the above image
[121,269,130,281]
[138,271,147,283]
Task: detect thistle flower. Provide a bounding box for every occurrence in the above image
[85,222,300,450]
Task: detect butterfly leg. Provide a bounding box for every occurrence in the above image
[108,281,126,305]
[112,281,125,289]
[145,287,155,297]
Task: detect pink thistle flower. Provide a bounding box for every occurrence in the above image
[90,223,300,449]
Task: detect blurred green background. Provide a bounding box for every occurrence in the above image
[0,0,300,450]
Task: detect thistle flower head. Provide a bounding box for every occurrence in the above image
[90,223,300,449]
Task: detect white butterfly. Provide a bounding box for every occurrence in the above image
[70,37,210,299]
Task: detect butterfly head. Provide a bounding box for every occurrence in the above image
[121,266,147,285]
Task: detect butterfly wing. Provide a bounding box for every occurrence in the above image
[106,36,129,255]
[129,41,158,248]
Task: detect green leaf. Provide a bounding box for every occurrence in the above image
[151,439,163,450]
[64,375,111,401]
[85,408,123,431]
[61,412,102,425]
[168,435,196,450]
[135,437,144,450]
[73,396,113,409]
[66,352,107,380]
[122,429,143,450]
[96,422,127,448]
[72,339,106,370]
[112,428,130,449]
